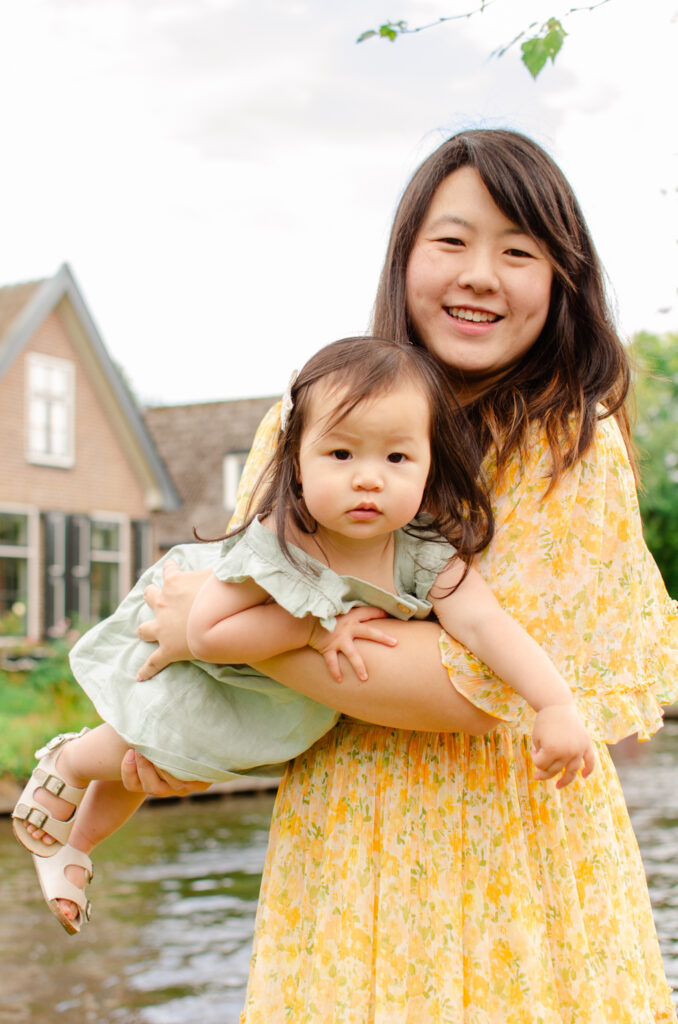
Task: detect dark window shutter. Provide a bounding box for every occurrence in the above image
[66,514,91,623]
[43,511,67,635]
[132,520,153,581]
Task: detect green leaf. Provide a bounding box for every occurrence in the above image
[381,20,407,41]
[520,18,567,78]
[357,20,408,44]
[380,23,399,41]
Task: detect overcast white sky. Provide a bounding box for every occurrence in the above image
[1,0,676,405]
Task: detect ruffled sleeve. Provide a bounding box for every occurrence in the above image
[395,527,457,600]
[439,417,678,743]
[213,519,351,631]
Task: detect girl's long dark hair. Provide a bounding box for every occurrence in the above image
[229,337,493,568]
[372,128,634,487]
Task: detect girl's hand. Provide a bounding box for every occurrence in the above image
[121,749,210,796]
[531,704,596,789]
[308,607,398,683]
[136,560,211,680]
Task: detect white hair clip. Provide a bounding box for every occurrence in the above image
[279,369,298,432]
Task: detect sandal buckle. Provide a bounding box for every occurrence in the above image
[43,774,66,797]
[35,734,64,758]
[25,807,48,829]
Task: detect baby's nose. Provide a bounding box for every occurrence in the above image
[353,465,383,490]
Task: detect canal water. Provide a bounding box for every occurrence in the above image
[1,723,677,1024]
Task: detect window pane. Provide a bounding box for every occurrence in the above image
[0,556,28,635]
[48,365,68,398]
[30,362,47,392]
[27,356,73,463]
[0,512,28,546]
[50,402,66,433]
[30,396,47,428]
[91,522,121,552]
[90,561,119,620]
[30,396,48,449]
[50,403,69,457]
[29,396,50,456]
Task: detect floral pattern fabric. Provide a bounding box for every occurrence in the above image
[439,414,678,743]
[236,404,677,1023]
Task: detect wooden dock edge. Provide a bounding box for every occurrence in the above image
[3,705,677,815]
[0,774,280,816]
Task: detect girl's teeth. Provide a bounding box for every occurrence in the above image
[449,307,499,323]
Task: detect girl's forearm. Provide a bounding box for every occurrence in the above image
[253,619,496,734]
[189,603,313,664]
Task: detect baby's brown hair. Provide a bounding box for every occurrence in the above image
[239,337,494,567]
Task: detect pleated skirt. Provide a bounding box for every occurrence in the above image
[239,718,675,1023]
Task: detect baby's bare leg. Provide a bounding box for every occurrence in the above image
[70,780,146,853]
[26,725,147,923]
[25,723,134,845]
[57,779,146,923]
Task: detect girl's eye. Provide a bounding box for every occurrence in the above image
[331,449,351,461]
[439,237,464,247]
[387,452,407,464]
[505,247,534,259]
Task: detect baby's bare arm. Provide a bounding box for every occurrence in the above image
[186,574,315,663]
[432,562,573,710]
[432,562,595,786]
[136,562,496,730]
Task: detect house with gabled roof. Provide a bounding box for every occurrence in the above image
[0,263,179,641]
[145,395,278,552]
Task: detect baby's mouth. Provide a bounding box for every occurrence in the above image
[446,306,502,324]
[349,504,381,519]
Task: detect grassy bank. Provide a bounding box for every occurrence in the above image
[0,639,100,781]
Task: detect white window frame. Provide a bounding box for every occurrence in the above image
[223,451,249,513]
[25,352,75,468]
[0,503,39,641]
[89,513,131,616]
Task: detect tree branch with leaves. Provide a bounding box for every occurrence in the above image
[357,0,613,78]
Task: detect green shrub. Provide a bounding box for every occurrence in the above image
[0,636,101,781]
[631,331,678,597]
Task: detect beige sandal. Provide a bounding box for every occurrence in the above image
[32,844,93,935]
[12,729,90,857]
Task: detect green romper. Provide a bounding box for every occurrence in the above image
[69,516,454,782]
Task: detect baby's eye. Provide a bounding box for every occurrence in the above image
[387,452,407,464]
[330,449,352,461]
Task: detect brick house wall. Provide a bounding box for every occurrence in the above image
[0,265,178,641]
[146,396,278,552]
[0,309,148,517]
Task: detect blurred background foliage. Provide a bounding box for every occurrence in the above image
[0,638,100,779]
[631,331,678,598]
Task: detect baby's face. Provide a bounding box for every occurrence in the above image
[296,382,431,544]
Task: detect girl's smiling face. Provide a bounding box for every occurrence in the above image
[405,166,553,391]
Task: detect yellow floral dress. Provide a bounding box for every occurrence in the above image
[236,403,678,1024]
